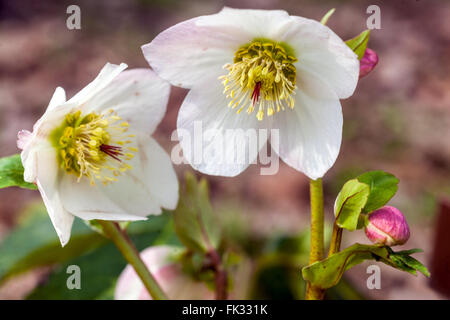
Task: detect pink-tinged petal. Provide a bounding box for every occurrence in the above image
[359,48,378,79]
[17,130,32,150]
[142,7,305,89]
[365,206,410,246]
[142,16,241,89]
[80,68,170,135]
[66,63,127,106]
[278,16,359,99]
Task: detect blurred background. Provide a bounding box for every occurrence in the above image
[0,0,449,300]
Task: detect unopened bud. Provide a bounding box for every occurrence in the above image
[359,48,378,78]
[365,206,410,246]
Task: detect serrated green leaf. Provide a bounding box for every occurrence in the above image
[303,244,430,289]
[345,30,371,60]
[174,173,221,253]
[334,179,370,231]
[0,154,37,190]
[302,244,391,289]
[389,248,430,277]
[357,171,399,213]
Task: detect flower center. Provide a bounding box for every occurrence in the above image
[220,39,298,121]
[50,110,137,185]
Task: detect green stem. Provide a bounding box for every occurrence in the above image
[305,178,325,300]
[328,222,343,256]
[96,220,168,300]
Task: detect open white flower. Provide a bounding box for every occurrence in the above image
[18,63,179,246]
[142,7,359,179]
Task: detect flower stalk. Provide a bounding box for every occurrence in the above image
[328,222,343,256]
[207,249,228,300]
[96,220,168,300]
[305,178,325,300]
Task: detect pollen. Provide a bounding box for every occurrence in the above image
[50,109,137,185]
[219,39,298,121]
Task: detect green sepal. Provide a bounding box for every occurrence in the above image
[345,30,371,60]
[320,8,336,25]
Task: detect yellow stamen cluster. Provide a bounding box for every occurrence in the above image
[50,109,137,185]
[220,39,298,121]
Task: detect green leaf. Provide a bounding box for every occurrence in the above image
[345,30,371,60]
[302,244,391,289]
[320,8,336,25]
[357,171,399,213]
[302,244,430,289]
[334,179,370,231]
[0,203,106,283]
[27,214,178,300]
[388,248,430,277]
[174,172,221,253]
[0,203,177,284]
[0,154,37,190]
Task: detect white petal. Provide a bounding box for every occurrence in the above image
[59,135,178,221]
[272,91,343,180]
[47,86,66,111]
[277,16,359,99]
[67,63,127,106]
[177,78,266,177]
[196,7,292,40]
[142,15,242,89]
[34,148,74,246]
[81,68,170,134]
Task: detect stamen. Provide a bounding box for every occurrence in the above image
[50,110,137,185]
[219,39,298,120]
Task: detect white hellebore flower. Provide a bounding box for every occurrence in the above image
[142,7,359,179]
[17,63,179,246]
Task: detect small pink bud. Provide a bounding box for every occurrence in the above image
[359,48,378,79]
[17,130,32,150]
[114,245,214,300]
[365,206,410,246]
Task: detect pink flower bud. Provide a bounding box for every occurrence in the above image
[365,206,410,246]
[114,245,214,300]
[359,48,378,79]
[17,130,32,150]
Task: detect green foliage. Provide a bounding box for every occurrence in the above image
[302,244,429,289]
[345,30,371,60]
[334,179,370,231]
[387,248,430,277]
[334,171,400,231]
[357,171,399,213]
[0,154,37,190]
[173,172,221,254]
[250,232,364,299]
[0,204,106,283]
[26,212,178,299]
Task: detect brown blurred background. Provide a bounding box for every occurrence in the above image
[0,0,449,299]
